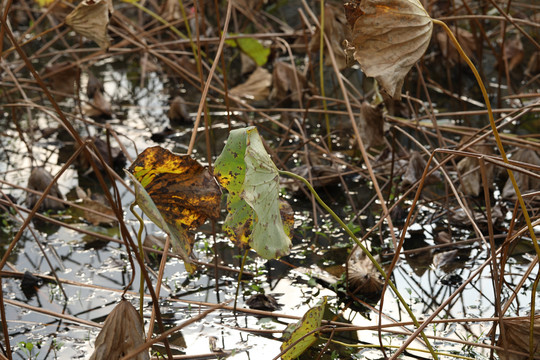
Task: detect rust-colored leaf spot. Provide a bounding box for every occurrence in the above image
[344,0,364,28]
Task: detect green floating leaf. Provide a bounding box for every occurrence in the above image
[214,126,292,259]
[281,297,327,360]
[226,35,270,66]
[237,37,270,66]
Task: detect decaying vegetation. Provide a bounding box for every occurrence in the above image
[0,0,539,359]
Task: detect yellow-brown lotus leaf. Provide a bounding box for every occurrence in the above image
[128,146,221,230]
[344,0,433,99]
[230,67,272,101]
[89,299,149,360]
[496,315,540,360]
[65,0,111,50]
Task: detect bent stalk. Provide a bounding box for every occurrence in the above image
[279,170,439,359]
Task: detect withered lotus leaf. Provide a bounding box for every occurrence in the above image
[213,127,293,259]
[65,0,111,50]
[502,148,540,200]
[496,315,540,360]
[344,0,433,99]
[128,146,221,230]
[456,141,494,197]
[357,101,384,149]
[270,61,313,102]
[230,67,272,101]
[75,187,116,226]
[347,247,385,303]
[281,297,327,360]
[436,27,476,66]
[26,167,65,211]
[89,299,149,360]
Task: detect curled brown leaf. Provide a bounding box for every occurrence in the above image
[65,0,111,50]
[230,67,272,101]
[345,0,433,99]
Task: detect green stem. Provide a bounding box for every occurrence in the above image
[433,19,539,356]
[319,0,332,151]
[278,170,438,359]
[234,248,250,314]
[177,0,205,79]
[130,203,146,321]
[433,20,539,257]
[122,0,188,40]
[121,0,212,71]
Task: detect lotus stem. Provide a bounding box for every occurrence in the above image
[433,18,539,357]
[234,248,250,314]
[319,1,332,150]
[129,203,146,321]
[278,170,438,359]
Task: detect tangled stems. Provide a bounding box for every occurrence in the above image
[278,170,439,359]
[432,19,539,257]
[433,18,539,356]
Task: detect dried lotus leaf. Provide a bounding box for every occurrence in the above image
[26,168,65,211]
[502,149,540,200]
[230,67,272,101]
[345,0,433,99]
[90,299,149,360]
[347,247,385,303]
[308,3,351,70]
[357,101,384,149]
[496,315,540,360]
[65,0,111,50]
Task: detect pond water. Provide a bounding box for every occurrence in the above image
[2,1,540,358]
[1,59,538,360]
